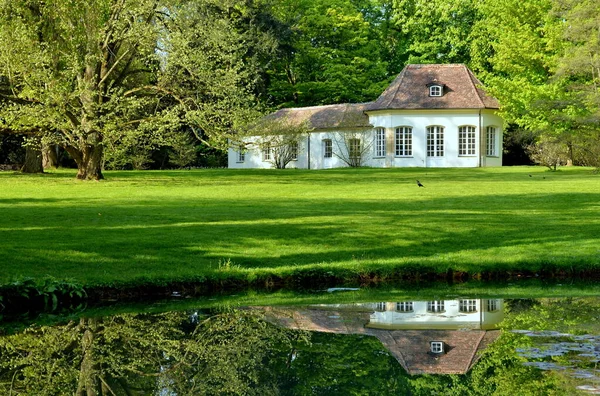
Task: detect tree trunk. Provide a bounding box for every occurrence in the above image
[42,143,60,168]
[76,318,100,396]
[77,143,104,180]
[65,141,104,180]
[22,144,44,174]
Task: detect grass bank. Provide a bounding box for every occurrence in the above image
[1,166,599,292]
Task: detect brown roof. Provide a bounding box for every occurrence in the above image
[371,329,501,375]
[367,64,499,111]
[262,103,372,130]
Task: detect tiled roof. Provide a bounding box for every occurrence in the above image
[260,103,372,130]
[371,329,501,375]
[367,64,499,111]
[257,64,498,132]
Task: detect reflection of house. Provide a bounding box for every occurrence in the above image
[367,299,503,330]
[260,299,502,375]
[229,64,503,169]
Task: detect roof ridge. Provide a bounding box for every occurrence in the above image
[278,102,373,112]
[383,68,407,108]
[466,331,488,372]
[464,66,486,108]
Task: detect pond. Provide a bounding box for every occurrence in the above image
[1,287,599,395]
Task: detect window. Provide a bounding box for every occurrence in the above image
[427,300,445,313]
[459,299,478,313]
[290,142,298,160]
[430,341,444,354]
[458,126,476,156]
[396,302,414,312]
[429,85,442,97]
[237,150,245,162]
[262,145,271,161]
[374,128,386,157]
[323,139,332,158]
[375,302,387,311]
[427,126,444,157]
[349,138,361,159]
[487,299,500,312]
[486,126,497,156]
[395,127,412,156]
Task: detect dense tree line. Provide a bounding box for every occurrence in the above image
[0,0,598,178]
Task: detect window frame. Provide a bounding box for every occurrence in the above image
[374,127,386,158]
[375,302,387,311]
[395,126,413,157]
[486,126,498,157]
[459,299,478,313]
[430,341,444,354]
[487,299,500,312]
[396,301,414,312]
[348,138,361,160]
[429,85,443,97]
[237,150,245,163]
[290,141,298,160]
[262,145,272,161]
[426,126,444,157]
[427,300,445,313]
[458,125,477,156]
[323,139,333,158]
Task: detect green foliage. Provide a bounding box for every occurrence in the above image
[268,0,390,107]
[279,332,411,394]
[0,310,301,395]
[0,277,86,312]
[392,0,479,64]
[0,0,269,179]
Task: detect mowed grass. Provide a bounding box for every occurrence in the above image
[0,166,599,287]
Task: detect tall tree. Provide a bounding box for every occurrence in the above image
[0,0,268,180]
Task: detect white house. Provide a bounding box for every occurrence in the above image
[229,64,503,169]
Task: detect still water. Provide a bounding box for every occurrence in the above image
[1,295,599,395]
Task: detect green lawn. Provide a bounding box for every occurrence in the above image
[1,166,599,287]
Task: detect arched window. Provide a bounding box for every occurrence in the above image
[458,126,476,156]
[395,127,412,156]
[427,126,444,157]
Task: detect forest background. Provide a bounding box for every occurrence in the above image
[0,0,598,178]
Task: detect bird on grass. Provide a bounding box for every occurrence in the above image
[416,180,425,188]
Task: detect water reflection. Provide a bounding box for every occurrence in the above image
[0,297,599,395]
[260,299,504,376]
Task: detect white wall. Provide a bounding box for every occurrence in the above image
[367,299,504,329]
[228,109,504,169]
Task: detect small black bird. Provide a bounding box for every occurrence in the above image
[529,174,533,177]
[416,180,425,188]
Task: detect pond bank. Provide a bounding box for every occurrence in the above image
[2,266,600,316]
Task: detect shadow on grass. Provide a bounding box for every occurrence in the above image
[1,190,599,285]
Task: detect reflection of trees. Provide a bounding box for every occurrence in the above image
[0,310,300,395]
[3,299,595,395]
